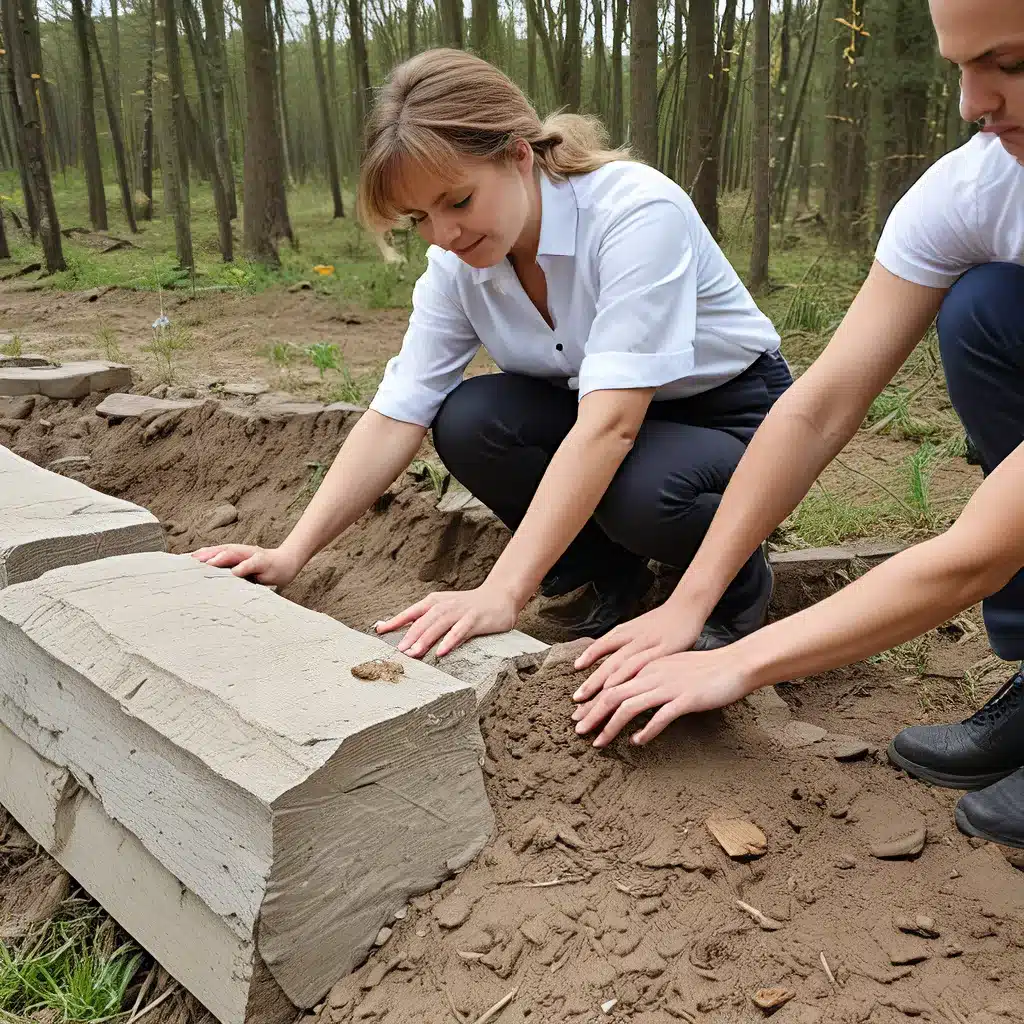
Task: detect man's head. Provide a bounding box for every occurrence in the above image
[931,0,1024,162]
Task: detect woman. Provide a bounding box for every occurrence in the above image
[194,48,791,660]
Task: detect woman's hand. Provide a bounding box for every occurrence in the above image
[191,544,303,588]
[570,647,757,747]
[375,583,521,659]
[569,603,705,703]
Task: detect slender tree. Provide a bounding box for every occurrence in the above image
[630,0,658,165]
[684,0,718,234]
[749,0,771,289]
[71,0,107,231]
[138,0,156,220]
[308,0,344,217]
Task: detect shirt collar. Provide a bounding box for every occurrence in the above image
[470,171,579,284]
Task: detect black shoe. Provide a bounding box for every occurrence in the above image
[955,767,1024,849]
[692,546,773,652]
[540,562,595,600]
[887,665,1024,789]
[539,563,655,640]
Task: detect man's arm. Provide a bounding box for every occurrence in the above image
[576,263,948,683]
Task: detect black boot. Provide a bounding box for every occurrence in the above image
[539,562,656,640]
[887,665,1024,789]
[692,546,773,651]
[955,767,1024,849]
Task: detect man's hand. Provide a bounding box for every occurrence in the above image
[571,648,757,747]
[375,583,521,658]
[570,603,705,702]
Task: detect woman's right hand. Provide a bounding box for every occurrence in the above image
[570,603,706,703]
[190,544,303,588]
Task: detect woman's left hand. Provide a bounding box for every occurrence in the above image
[375,583,521,659]
[570,648,758,747]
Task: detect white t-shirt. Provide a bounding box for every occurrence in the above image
[876,131,1024,289]
[369,161,781,427]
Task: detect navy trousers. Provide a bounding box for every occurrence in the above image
[431,350,793,620]
[938,261,1024,659]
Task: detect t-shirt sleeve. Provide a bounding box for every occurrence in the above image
[577,198,698,398]
[875,152,980,289]
[368,250,481,427]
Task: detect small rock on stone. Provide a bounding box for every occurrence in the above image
[835,854,857,870]
[374,926,392,947]
[753,987,795,1012]
[351,658,404,683]
[206,503,239,530]
[393,906,408,921]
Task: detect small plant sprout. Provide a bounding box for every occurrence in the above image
[96,321,122,362]
[1,334,24,358]
[408,459,450,499]
[308,341,340,379]
[143,313,193,384]
[269,342,294,368]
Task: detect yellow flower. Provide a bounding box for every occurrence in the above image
[313,264,335,276]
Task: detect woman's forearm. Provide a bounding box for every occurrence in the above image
[280,410,427,567]
[734,533,1005,690]
[486,424,635,605]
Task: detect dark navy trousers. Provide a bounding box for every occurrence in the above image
[431,350,793,620]
[939,261,1024,659]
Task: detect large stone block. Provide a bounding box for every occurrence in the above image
[0,360,132,398]
[0,445,166,588]
[0,552,492,1023]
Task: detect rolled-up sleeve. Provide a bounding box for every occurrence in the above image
[368,251,481,427]
[577,199,697,398]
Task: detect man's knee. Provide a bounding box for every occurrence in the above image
[938,262,1024,373]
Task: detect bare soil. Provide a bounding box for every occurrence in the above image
[2,389,1023,1024]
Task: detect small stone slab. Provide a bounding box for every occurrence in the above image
[96,393,204,419]
[218,381,269,397]
[706,817,767,859]
[870,827,927,860]
[0,360,132,399]
[0,445,166,588]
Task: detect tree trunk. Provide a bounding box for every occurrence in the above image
[610,0,627,145]
[109,0,121,126]
[159,0,193,269]
[684,0,718,234]
[272,0,293,187]
[139,0,155,220]
[558,0,582,112]
[1,9,37,234]
[590,0,606,120]
[0,204,8,259]
[2,0,64,270]
[240,0,294,263]
[71,0,107,231]
[406,0,417,56]
[709,0,738,190]
[749,0,770,290]
[85,6,136,233]
[181,0,232,258]
[346,0,372,132]
[629,0,657,163]
[308,0,343,217]
[201,0,237,219]
[438,0,462,49]
[527,12,537,101]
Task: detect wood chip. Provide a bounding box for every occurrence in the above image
[706,817,767,858]
[752,987,795,1011]
[820,952,836,986]
[870,827,926,860]
[736,899,784,931]
[470,987,518,1024]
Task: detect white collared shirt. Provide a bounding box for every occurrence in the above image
[876,131,1024,289]
[369,160,781,427]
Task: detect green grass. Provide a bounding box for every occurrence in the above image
[141,323,195,384]
[0,903,142,1024]
[1,334,24,357]
[0,169,426,309]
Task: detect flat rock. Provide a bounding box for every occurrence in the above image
[822,734,872,761]
[0,551,493,1022]
[0,360,132,399]
[96,392,204,419]
[218,381,270,397]
[753,987,795,1011]
[434,892,475,929]
[889,941,931,966]
[776,721,828,748]
[706,817,767,859]
[206,503,239,530]
[870,827,927,860]
[0,445,166,588]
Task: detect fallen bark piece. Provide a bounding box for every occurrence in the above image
[96,392,204,419]
[0,445,165,588]
[0,552,493,1023]
[752,987,795,1012]
[870,827,927,860]
[706,817,767,858]
[0,360,131,399]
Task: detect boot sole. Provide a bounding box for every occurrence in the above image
[954,803,1024,850]
[886,741,1017,791]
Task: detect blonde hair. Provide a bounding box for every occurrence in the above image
[358,48,630,232]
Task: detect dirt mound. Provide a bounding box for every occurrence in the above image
[0,393,511,630]
[323,644,1024,1024]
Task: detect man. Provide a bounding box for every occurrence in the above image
[571,0,1024,850]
